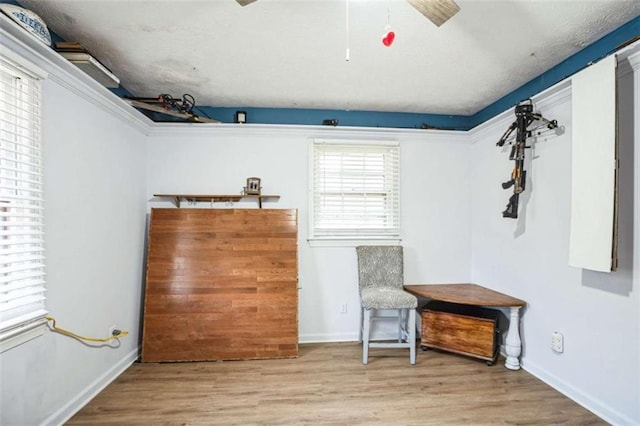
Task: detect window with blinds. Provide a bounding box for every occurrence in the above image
[0,53,47,352]
[310,140,400,241]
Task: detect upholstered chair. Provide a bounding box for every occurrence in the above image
[356,246,418,365]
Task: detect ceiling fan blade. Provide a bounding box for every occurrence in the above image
[236,0,258,6]
[407,0,460,27]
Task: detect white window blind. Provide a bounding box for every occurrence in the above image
[0,54,47,350]
[310,140,400,240]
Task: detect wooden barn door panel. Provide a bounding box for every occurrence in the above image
[141,208,298,362]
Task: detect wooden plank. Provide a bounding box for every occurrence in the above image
[422,306,497,361]
[141,208,298,362]
[404,283,525,307]
[124,99,219,123]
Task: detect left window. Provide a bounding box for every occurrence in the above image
[0,52,47,352]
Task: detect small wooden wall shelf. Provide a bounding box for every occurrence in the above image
[154,194,280,208]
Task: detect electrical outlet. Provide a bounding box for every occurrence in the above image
[339,303,348,314]
[551,331,564,353]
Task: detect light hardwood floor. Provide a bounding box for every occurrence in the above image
[68,342,605,425]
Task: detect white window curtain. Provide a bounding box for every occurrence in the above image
[0,53,47,351]
[310,140,400,241]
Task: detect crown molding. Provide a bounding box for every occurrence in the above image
[146,122,470,144]
[626,50,640,71]
[0,14,152,135]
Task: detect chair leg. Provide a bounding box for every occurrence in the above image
[358,305,363,343]
[362,308,371,365]
[397,309,403,342]
[409,308,416,365]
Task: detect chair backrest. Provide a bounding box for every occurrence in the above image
[356,246,404,290]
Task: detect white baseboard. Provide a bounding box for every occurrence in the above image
[521,358,636,425]
[299,331,407,344]
[299,332,358,343]
[42,347,140,426]
[300,318,408,344]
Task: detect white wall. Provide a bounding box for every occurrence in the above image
[145,126,472,342]
[0,26,148,426]
[469,53,640,424]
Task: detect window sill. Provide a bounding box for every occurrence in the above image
[0,318,47,354]
[307,238,402,247]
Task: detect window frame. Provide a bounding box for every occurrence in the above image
[0,48,48,353]
[308,138,401,247]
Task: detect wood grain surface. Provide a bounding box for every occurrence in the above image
[68,343,605,425]
[141,208,298,362]
[405,283,526,307]
[422,310,496,360]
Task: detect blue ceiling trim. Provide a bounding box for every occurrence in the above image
[468,15,640,129]
[194,106,474,130]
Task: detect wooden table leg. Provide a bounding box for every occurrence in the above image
[505,306,522,370]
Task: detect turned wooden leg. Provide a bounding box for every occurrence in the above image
[505,306,522,370]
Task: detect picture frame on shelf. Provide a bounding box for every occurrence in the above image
[245,177,261,195]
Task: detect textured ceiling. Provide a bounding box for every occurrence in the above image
[17,0,640,116]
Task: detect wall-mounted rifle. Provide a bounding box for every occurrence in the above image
[496,99,558,219]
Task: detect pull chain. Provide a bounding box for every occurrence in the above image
[345,0,350,61]
[387,0,391,28]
